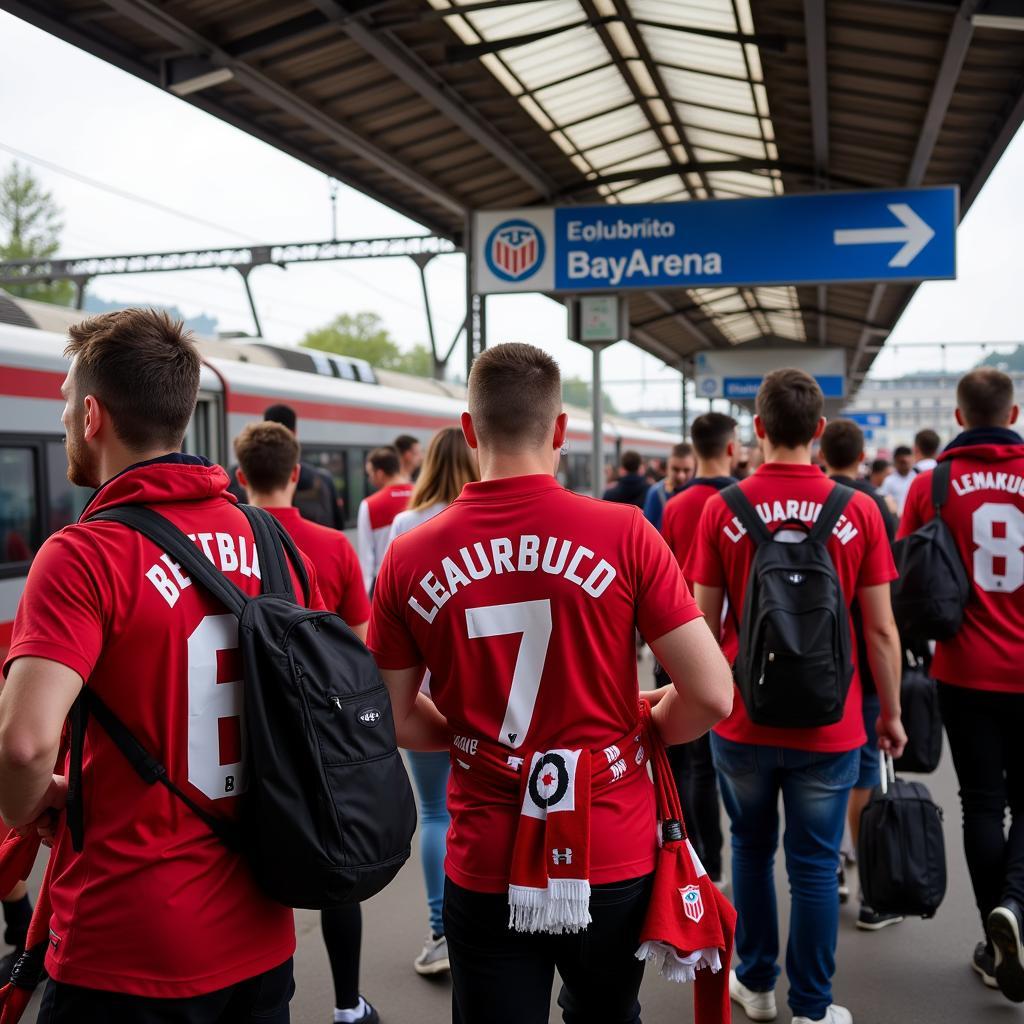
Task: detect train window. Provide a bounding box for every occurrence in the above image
[0,446,39,565]
[45,441,90,533]
[301,445,349,524]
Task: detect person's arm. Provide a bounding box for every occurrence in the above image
[694,583,725,641]
[649,619,733,746]
[379,666,450,751]
[856,583,907,758]
[0,657,83,826]
[356,501,373,596]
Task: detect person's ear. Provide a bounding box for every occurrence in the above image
[291,464,300,484]
[955,408,964,427]
[461,411,479,450]
[553,412,568,450]
[812,416,827,441]
[1010,404,1020,426]
[235,467,248,489]
[753,415,766,440]
[83,394,103,442]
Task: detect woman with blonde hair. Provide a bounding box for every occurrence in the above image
[385,426,477,978]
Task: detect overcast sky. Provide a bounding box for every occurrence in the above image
[2,10,1022,415]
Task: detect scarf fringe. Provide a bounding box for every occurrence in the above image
[508,879,592,934]
[634,940,723,984]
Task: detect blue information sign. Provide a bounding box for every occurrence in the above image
[474,187,957,294]
[846,411,888,428]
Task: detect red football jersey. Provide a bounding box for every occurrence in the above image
[899,441,1024,692]
[265,506,370,628]
[367,474,700,893]
[689,462,897,752]
[3,460,322,997]
[663,480,739,664]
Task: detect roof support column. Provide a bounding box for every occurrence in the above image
[591,343,607,499]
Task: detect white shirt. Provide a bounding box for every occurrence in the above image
[388,501,447,544]
[879,469,916,515]
[914,457,937,474]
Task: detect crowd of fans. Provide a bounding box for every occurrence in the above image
[0,307,1020,1024]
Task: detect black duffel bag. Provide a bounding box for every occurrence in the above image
[893,651,943,775]
[858,754,946,918]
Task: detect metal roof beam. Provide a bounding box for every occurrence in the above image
[307,0,562,200]
[96,0,467,217]
[223,12,332,59]
[802,0,829,346]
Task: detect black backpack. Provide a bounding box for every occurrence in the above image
[722,483,854,728]
[69,503,416,909]
[858,754,946,918]
[891,460,970,644]
[892,651,943,774]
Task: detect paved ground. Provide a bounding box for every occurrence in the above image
[18,661,1015,1023]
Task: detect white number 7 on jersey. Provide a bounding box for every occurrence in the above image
[466,599,552,750]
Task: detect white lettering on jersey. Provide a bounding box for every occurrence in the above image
[145,534,260,606]
[952,471,1024,497]
[406,536,618,624]
[722,503,859,546]
[609,758,627,782]
[453,734,479,756]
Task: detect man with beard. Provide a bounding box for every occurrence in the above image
[0,309,319,1023]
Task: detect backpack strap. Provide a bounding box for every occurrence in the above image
[808,483,855,544]
[90,505,248,617]
[720,484,771,545]
[236,504,310,606]
[931,459,953,511]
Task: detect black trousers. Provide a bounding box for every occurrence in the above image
[668,734,723,880]
[444,874,653,1024]
[38,958,293,1024]
[939,682,1024,931]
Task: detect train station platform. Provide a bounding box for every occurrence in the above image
[14,652,1003,1024]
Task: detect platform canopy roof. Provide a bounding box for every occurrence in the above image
[7,0,1024,385]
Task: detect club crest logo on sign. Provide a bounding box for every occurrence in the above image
[679,884,704,923]
[485,219,545,282]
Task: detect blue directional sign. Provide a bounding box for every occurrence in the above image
[846,411,888,428]
[473,187,957,294]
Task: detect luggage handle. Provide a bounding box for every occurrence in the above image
[879,751,896,795]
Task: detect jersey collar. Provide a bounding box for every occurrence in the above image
[458,474,563,502]
[753,461,826,479]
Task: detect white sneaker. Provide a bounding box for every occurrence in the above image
[413,934,450,976]
[729,969,778,1021]
[792,1005,853,1024]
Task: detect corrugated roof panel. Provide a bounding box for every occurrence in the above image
[531,65,634,126]
[562,104,652,151]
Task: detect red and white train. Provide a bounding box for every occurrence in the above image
[0,312,677,652]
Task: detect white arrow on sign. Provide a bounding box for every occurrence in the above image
[833,203,936,268]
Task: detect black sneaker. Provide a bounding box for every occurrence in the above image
[856,905,904,931]
[988,900,1024,1002]
[837,865,849,905]
[973,942,998,989]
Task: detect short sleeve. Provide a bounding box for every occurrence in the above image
[631,510,701,643]
[366,543,422,670]
[897,472,930,539]
[335,537,371,627]
[687,496,727,588]
[855,495,899,589]
[301,556,328,612]
[3,529,107,681]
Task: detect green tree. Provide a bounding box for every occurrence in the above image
[302,311,435,376]
[562,375,617,414]
[979,346,1024,372]
[0,162,74,306]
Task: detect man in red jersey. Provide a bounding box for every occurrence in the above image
[899,367,1024,1002]
[356,447,412,595]
[367,342,734,1024]
[0,310,312,1023]
[690,369,904,1024]
[658,412,738,888]
[234,419,378,1024]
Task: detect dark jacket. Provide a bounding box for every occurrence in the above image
[830,474,896,545]
[602,473,650,508]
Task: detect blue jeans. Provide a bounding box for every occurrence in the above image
[407,750,451,937]
[711,734,859,1020]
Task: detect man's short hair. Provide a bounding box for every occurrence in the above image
[690,413,738,459]
[870,458,890,475]
[914,428,940,458]
[621,450,642,473]
[670,442,694,460]
[468,343,561,451]
[65,308,200,450]
[894,445,912,458]
[957,367,1016,427]
[264,403,297,433]
[755,368,824,449]
[367,446,400,476]
[820,419,864,470]
[394,434,419,455]
[234,421,300,493]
